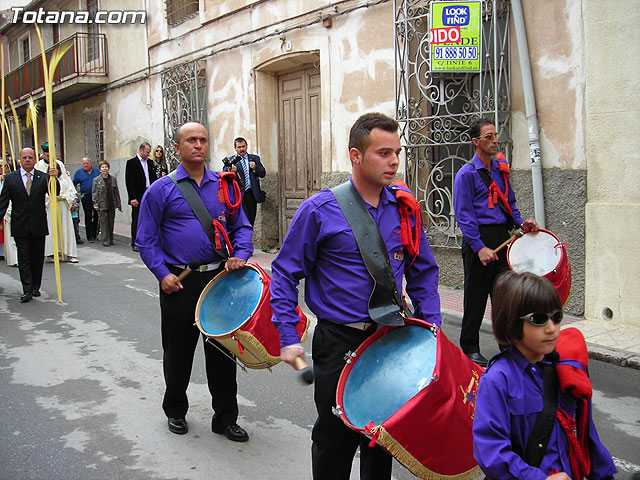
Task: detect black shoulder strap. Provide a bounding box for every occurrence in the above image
[476,167,516,230]
[524,362,559,467]
[168,171,229,260]
[331,182,411,326]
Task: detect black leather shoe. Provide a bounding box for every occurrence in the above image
[132,245,139,252]
[212,423,249,442]
[465,352,488,368]
[76,239,84,245]
[168,417,188,435]
[31,290,41,297]
[19,293,32,303]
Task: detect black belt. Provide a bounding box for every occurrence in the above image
[318,318,377,333]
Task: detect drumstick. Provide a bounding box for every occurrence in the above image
[176,261,200,282]
[493,228,524,255]
[294,356,314,385]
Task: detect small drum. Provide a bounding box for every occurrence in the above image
[335,318,484,480]
[507,228,572,306]
[195,263,309,369]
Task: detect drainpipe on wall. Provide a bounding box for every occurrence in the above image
[511,0,546,228]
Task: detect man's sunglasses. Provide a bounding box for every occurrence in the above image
[520,310,563,326]
[476,133,499,141]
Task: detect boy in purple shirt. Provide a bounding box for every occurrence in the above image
[473,271,615,479]
[270,113,441,479]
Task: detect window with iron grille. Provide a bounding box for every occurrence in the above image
[395,0,512,248]
[21,36,30,63]
[166,0,199,27]
[53,24,60,45]
[87,0,100,61]
[84,110,104,163]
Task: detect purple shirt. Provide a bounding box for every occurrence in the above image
[473,348,616,480]
[136,164,253,282]
[270,180,441,348]
[453,154,524,252]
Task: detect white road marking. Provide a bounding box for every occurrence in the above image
[124,284,158,298]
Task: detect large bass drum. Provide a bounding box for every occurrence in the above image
[195,263,309,369]
[335,318,484,480]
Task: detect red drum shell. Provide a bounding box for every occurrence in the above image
[336,318,484,479]
[195,263,309,369]
[507,228,572,306]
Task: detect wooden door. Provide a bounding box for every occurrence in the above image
[278,66,321,242]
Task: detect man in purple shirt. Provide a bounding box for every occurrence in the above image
[453,118,538,366]
[270,113,441,479]
[136,122,253,441]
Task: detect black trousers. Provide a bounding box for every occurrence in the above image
[81,195,99,240]
[160,265,238,427]
[311,320,392,480]
[460,224,510,352]
[241,191,257,227]
[14,234,46,295]
[130,205,139,246]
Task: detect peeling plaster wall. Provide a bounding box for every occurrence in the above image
[491,0,587,315]
[584,0,640,328]
[145,1,397,247]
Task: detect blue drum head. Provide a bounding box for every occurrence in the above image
[197,268,263,336]
[342,325,437,429]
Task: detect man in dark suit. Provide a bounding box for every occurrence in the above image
[125,142,157,252]
[0,147,58,303]
[222,137,266,226]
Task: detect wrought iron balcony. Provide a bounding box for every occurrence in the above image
[3,32,108,106]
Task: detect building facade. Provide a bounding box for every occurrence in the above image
[1,0,638,329]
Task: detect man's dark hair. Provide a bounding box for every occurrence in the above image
[348,113,399,154]
[138,142,151,152]
[491,271,562,344]
[469,118,495,141]
[234,137,247,146]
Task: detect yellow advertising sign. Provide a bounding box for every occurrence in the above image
[430,1,482,72]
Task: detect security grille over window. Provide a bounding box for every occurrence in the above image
[394,0,511,248]
[87,0,100,61]
[165,0,199,27]
[161,59,207,171]
[84,110,104,163]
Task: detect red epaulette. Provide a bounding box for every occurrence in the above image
[391,180,422,263]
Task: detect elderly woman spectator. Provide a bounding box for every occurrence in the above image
[92,160,122,247]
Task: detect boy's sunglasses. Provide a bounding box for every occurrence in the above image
[520,310,563,326]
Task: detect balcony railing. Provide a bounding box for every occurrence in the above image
[3,32,108,103]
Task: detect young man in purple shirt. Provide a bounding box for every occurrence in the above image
[136,122,253,441]
[453,118,538,366]
[270,113,441,479]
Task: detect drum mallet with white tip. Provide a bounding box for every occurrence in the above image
[176,261,201,282]
[294,356,314,385]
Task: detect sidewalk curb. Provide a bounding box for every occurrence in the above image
[101,233,640,371]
